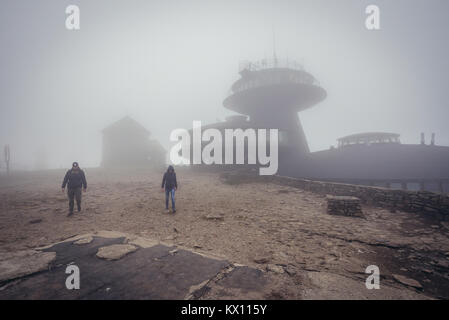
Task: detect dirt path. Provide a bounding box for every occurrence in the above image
[0,168,448,299]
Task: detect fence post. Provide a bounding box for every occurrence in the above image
[4,144,10,176]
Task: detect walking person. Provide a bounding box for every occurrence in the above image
[61,162,87,216]
[161,165,177,213]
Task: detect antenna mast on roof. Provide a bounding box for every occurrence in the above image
[272,25,278,67]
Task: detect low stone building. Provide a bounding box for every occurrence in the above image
[101,117,166,169]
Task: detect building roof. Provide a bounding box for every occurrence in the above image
[102,116,150,136]
[338,132,400,143]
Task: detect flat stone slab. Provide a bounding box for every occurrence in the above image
[0,250,56,283]
[327,195,360,201]
[393,274,423,289]
[192,266,269,300]
[96,244,137,260]
[301,271,429,300]
[73,236,93,245]
[0,233,268,299]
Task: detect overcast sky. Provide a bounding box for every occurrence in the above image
[1,0,448,169]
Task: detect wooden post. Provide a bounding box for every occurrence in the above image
[4,144,10,176]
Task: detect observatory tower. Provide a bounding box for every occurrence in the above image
[223,59,327,160]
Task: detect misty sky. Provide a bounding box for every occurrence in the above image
[1,0,448,170]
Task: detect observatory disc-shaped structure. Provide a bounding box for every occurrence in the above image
[223,59,327,156]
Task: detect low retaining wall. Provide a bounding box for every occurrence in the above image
[221,172,449,220]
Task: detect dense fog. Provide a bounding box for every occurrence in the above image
[1,0,448,170]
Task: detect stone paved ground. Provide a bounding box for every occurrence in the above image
[0,168,448,299]
[0,234,271,299]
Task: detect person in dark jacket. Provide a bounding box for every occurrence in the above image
[61,162,87,216]
[161,165,177,213]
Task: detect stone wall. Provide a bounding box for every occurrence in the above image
[326,195,364,218]
[221,172,449,220]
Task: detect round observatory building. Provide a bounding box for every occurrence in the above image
[223,59,327,159]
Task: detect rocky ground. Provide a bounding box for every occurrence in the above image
[0,167,448,299]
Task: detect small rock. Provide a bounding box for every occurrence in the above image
[266,264,284,274]
[436,259,449,268]
[392,274,422,289]
[284,266,297,276]
[253,257,270,264]
[202,214,224,221]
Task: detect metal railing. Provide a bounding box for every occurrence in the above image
[239,58,305,73]
[231,70,318,94]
